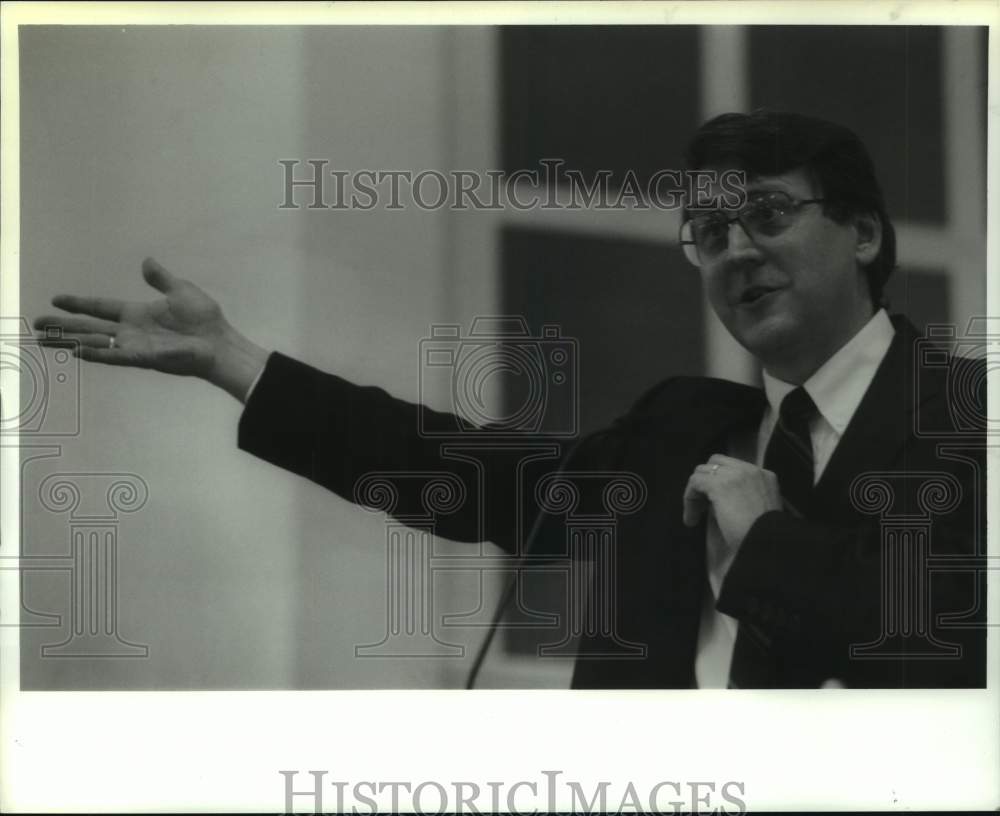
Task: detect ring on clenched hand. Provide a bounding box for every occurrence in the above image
[108,336,116,350]
[711,463,720,474]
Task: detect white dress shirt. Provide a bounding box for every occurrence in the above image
[694,309,896,688]
[243,364,267,403]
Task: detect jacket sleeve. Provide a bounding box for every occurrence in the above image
[716,505,987,687]
[236,351,624,554]
[238,352,461,493]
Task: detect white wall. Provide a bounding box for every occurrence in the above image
[18,25,486,688]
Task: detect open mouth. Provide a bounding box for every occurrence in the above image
[738,285,782,306]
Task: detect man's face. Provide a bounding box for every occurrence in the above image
[695,167,876,371]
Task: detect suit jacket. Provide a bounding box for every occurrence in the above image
[237,315,986,688]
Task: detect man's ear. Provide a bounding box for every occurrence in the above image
[854,211,883,267]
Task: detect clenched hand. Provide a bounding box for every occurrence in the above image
[683,454,783,548]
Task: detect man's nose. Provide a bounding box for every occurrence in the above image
[723,219,761,259]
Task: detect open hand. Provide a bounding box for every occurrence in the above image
[34,257,229,377]
[34,257,268,402]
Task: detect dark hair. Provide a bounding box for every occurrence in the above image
[684,109,896,308]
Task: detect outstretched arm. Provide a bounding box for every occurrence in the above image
[35,259,606,553]
[34,257,269,402]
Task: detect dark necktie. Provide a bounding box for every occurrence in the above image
[728,386,817,688]
[763,386,817,517]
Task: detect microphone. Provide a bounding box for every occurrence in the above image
[463,420,630,689]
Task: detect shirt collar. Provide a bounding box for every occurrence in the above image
[762,309,896,434]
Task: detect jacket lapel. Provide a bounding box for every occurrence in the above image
[617,379,768,683]
[812,315,939,514]
[630,378,767,557]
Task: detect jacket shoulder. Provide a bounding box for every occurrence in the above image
[614,375,764,432]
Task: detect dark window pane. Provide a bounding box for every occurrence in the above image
[501,226,704,436]
[884,267,951,333]
[749,25,950,224]
[502,26,700,190]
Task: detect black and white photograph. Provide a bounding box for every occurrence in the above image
[2,2,997,813]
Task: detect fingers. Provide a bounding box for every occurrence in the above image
[34,314,120,337]
[48,295,125,322]
[705,454,778,487]
[682,496,707,527]
[40,333,115,350]
[76,346,136,366]
[683,461,732,526]
[706,455,779,488]
[142,257,178,294]
[75,333,119,349]
[36,329,140,366]
[44,258,175,320]
[706,453,753,470]
[683,471,711,527]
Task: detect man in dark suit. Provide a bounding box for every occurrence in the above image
[36,110,986,689]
